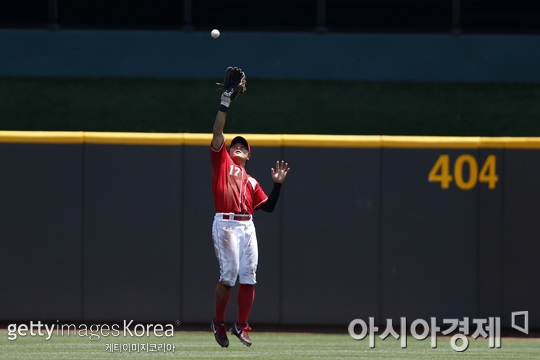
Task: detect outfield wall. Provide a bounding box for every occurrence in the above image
[0,132,539,328]
[2,29,540,82]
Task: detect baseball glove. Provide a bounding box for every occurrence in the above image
[217,67,246,101]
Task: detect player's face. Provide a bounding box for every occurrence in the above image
[230,143,250,164]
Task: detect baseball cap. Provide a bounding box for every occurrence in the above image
[230,136,250,153]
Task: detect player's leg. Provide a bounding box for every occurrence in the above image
[211,281,231,348]
[215,281,232,323]
[237,283,255,324]
[237,223,258,317]
[231,223,258,346]
[211,219,241,347]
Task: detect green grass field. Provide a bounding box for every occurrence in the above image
[1,331,539,359]
[1,76,540,136]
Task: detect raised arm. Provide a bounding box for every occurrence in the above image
[211,66,246,149]
[212,110,226,150]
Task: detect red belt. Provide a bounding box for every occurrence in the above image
[222,214,251,221]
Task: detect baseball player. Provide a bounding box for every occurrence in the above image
[210,67,290,347]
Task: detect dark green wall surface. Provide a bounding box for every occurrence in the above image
[2,77,540,136]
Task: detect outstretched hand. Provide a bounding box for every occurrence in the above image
[271,161,290,184]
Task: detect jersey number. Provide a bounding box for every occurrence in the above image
[229,165,241,177]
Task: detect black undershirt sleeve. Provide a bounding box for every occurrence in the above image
[258,182,282,213]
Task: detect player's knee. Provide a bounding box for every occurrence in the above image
[220,278,236,287]
[238,270,257,285]
[221,267,240,287]
[238,279,256,285]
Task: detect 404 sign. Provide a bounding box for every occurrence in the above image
[429,155,499,190]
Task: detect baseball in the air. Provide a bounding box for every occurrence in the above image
[211,29,220,39]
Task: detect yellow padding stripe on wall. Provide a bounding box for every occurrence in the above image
[84,132,185,145]
[1,131,540,149]
[0,131,85,144]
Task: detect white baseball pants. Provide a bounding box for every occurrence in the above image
[212,214,258,286]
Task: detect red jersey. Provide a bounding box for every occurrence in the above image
[211,139,268,215]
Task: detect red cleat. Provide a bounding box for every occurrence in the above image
[230,322,252,347]
[211,320,229,348]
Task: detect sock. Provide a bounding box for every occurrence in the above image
[237,284,255,324]
[214,282,232,324]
